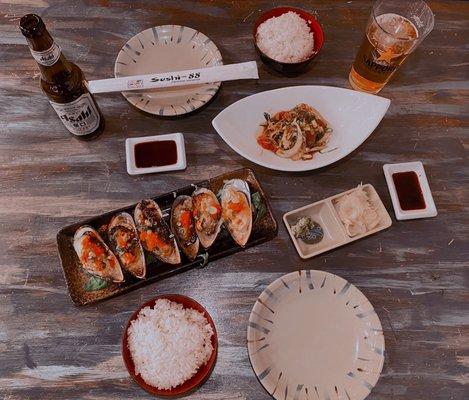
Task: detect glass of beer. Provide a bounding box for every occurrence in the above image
[349,0,434,94]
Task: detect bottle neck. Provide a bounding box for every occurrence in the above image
[26,28,73,84]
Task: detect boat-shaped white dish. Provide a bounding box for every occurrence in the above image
[212,86,390,172]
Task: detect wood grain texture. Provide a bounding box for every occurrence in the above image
[0,1,468,399]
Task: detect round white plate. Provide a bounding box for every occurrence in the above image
[115,25,223,116]
[247,270,384,400]
[212,86,390,171]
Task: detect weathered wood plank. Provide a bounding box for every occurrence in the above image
[0,0,468,399]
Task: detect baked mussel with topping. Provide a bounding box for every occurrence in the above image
[220,179,253,247]
[170,195,199,261]
[108,212,146,279]
[134,199,181,265]
[73,226,124,282]
[192,188,223,249]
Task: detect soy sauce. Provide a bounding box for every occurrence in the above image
[134,140,177,168]
[392,171,426,211]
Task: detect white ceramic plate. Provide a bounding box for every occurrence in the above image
[247,270,385,400]
[115,25,223,116]
[212,86,390,171]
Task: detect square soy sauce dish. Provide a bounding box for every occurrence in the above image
[383,161,437,220]
[126,133,186,175]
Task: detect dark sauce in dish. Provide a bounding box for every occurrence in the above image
[392,171,426,211]
[134,140,177,168]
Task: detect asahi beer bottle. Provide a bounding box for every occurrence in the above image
[20,14,104,140]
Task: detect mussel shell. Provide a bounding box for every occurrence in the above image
[73,225,124,282]
[134,199,181,265]
[108,212,146,279]
[170,195,199,261]
[225,179,252,207]
[220,179,253,247]
[192,188,223,249]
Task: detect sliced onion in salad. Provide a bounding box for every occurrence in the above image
[275,121,303,158]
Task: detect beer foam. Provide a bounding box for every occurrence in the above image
[375,13,419,40]
[368,13,418,56]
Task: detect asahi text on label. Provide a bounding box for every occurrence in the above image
[30,42,61,66]
[49,93,100,136]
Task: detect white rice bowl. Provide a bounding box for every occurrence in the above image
[127,298,214,390]
[256,11,315,63]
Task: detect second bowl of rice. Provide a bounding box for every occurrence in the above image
[122,294,218,397]
[253,7,324,74]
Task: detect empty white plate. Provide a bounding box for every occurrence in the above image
[212,86,390,171]
[247,270,384,400]
[115,25,223,116]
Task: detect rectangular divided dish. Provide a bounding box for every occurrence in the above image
[57,168,278,306]
[283,184,392,259]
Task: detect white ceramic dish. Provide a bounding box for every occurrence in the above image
[125,133,186,175]
[283,184,392,259]
[247,270,385,400]
[212,86,390,172]
[383,161,437,220]
[115,25,223,116]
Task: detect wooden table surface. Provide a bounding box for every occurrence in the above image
[1,1,468,399]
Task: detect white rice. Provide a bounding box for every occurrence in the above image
[127,298,214,390]
[256,11,315,63]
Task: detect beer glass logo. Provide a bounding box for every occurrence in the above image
[372,48,395,66]
[362,47,397,74]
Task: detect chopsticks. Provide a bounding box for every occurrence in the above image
[86,61,259,94]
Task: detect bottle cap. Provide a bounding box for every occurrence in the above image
[19,14,45,38]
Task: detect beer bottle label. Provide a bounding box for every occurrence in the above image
[49,93,101,136]
[30,42,61,66]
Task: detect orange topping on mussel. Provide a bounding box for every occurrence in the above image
[139,230,167,252]
[122,252,136,265]
[228,201,245,214]
[210,203,222,217]
[82,235,105,261]
[181,210,192,229]
[115,230,128,248]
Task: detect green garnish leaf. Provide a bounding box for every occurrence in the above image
[264,112,271,122]
[144,251,158,267]
[252,192,267,223]
[84,275,108,292]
